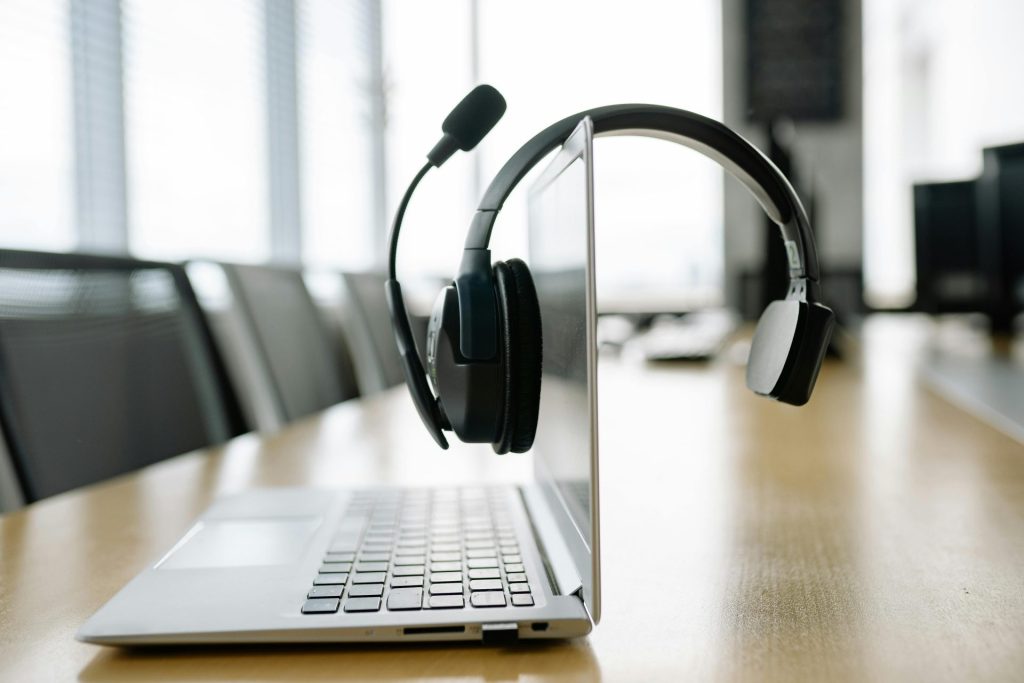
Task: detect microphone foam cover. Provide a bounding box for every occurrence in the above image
[441,85,507,151]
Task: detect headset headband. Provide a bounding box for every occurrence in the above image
[466,104,816,279]
[388,101,833,448]
[453,104,821,361]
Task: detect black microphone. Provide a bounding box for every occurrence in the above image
[386,85,506,449]
[427,84,507,167]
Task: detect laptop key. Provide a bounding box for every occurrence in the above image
[393,555,425,566]
[432,542,460,553]
[431,535,459,545]
[502,555,522,564]
[313,573,349,585]
[355,561,389,572]
[430,552,460,562]
[429,582,463,595]
[328,543,359,553]
[301,598,340,614]
[468,579,503,591]
[343,596,382,612]
[397,539,427,548]
[465,540,495,550]
[430,571,462,583]
[307,585,344,599]
[360,552,391,562]
[392,565,425,577]
[430,562,461,573]
[387,588,424,611]
[352,572,386,584]
[468,568,500,580]
[470,592,506,608]
[504,563,525,573]
[509,583,531,594]
[324,552,355,562]
[429,595,465,609]
[348,583,384,597]
[391,576,424,588]
[506,573,527,583]
[512,594,534,607]
[466,549,496,559]
[320,562,352,573]
[467,558,498,569]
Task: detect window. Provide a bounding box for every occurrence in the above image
[298,0,377,270]
[863,0,1024,307]
[482,0,723,310]
[383,0,723,309]
[2,0,724,298]
[0,0,76,251]
[123,0,269,262]
[383,0,476,278]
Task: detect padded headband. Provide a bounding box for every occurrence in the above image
[464,104,819,282]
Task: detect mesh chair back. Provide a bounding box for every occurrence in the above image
[221,263,358,424]
[0,250,244,503]
[341,271,407,391]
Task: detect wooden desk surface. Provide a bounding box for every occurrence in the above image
[2,317,1023,682]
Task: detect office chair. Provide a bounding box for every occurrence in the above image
[0,249,246,506]
[340,271,415,393]
[216,263,359,429]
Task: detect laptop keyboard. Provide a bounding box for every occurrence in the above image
[300,487,535,615]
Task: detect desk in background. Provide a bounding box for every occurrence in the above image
[1,316,1023,682]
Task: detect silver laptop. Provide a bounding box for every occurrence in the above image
[78,118,600,645]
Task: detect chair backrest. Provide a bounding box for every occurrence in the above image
[219,263,358,426]
[341,271,408,392]
[0,250,245,505]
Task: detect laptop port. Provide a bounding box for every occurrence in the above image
[530,622,549,632]
[481,622,519,644]
[403,625,466,635]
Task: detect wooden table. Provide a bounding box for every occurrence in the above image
[2,316,1023,682]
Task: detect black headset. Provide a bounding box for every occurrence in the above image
[387,86,834,453]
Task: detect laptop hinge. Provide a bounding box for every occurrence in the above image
[519,485,584,601]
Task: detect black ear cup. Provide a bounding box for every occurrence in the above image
[492,258,543,454]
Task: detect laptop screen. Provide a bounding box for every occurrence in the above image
[527,117,600,622]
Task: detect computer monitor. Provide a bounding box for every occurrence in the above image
[979,142,1024,332]
[913,179,986,313]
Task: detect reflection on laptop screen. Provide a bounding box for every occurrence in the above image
[527,117,600,621]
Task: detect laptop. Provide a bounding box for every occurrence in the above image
[78,118,600,644]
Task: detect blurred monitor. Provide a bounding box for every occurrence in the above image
[913,179,987,313]
[979,142,1024,332]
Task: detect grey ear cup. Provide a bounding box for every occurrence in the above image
[747,299,834,406]
[492,259,543,454]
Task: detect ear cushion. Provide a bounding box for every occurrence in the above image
[492,258,543,454]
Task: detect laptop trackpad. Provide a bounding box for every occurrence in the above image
[157,518,322,569]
